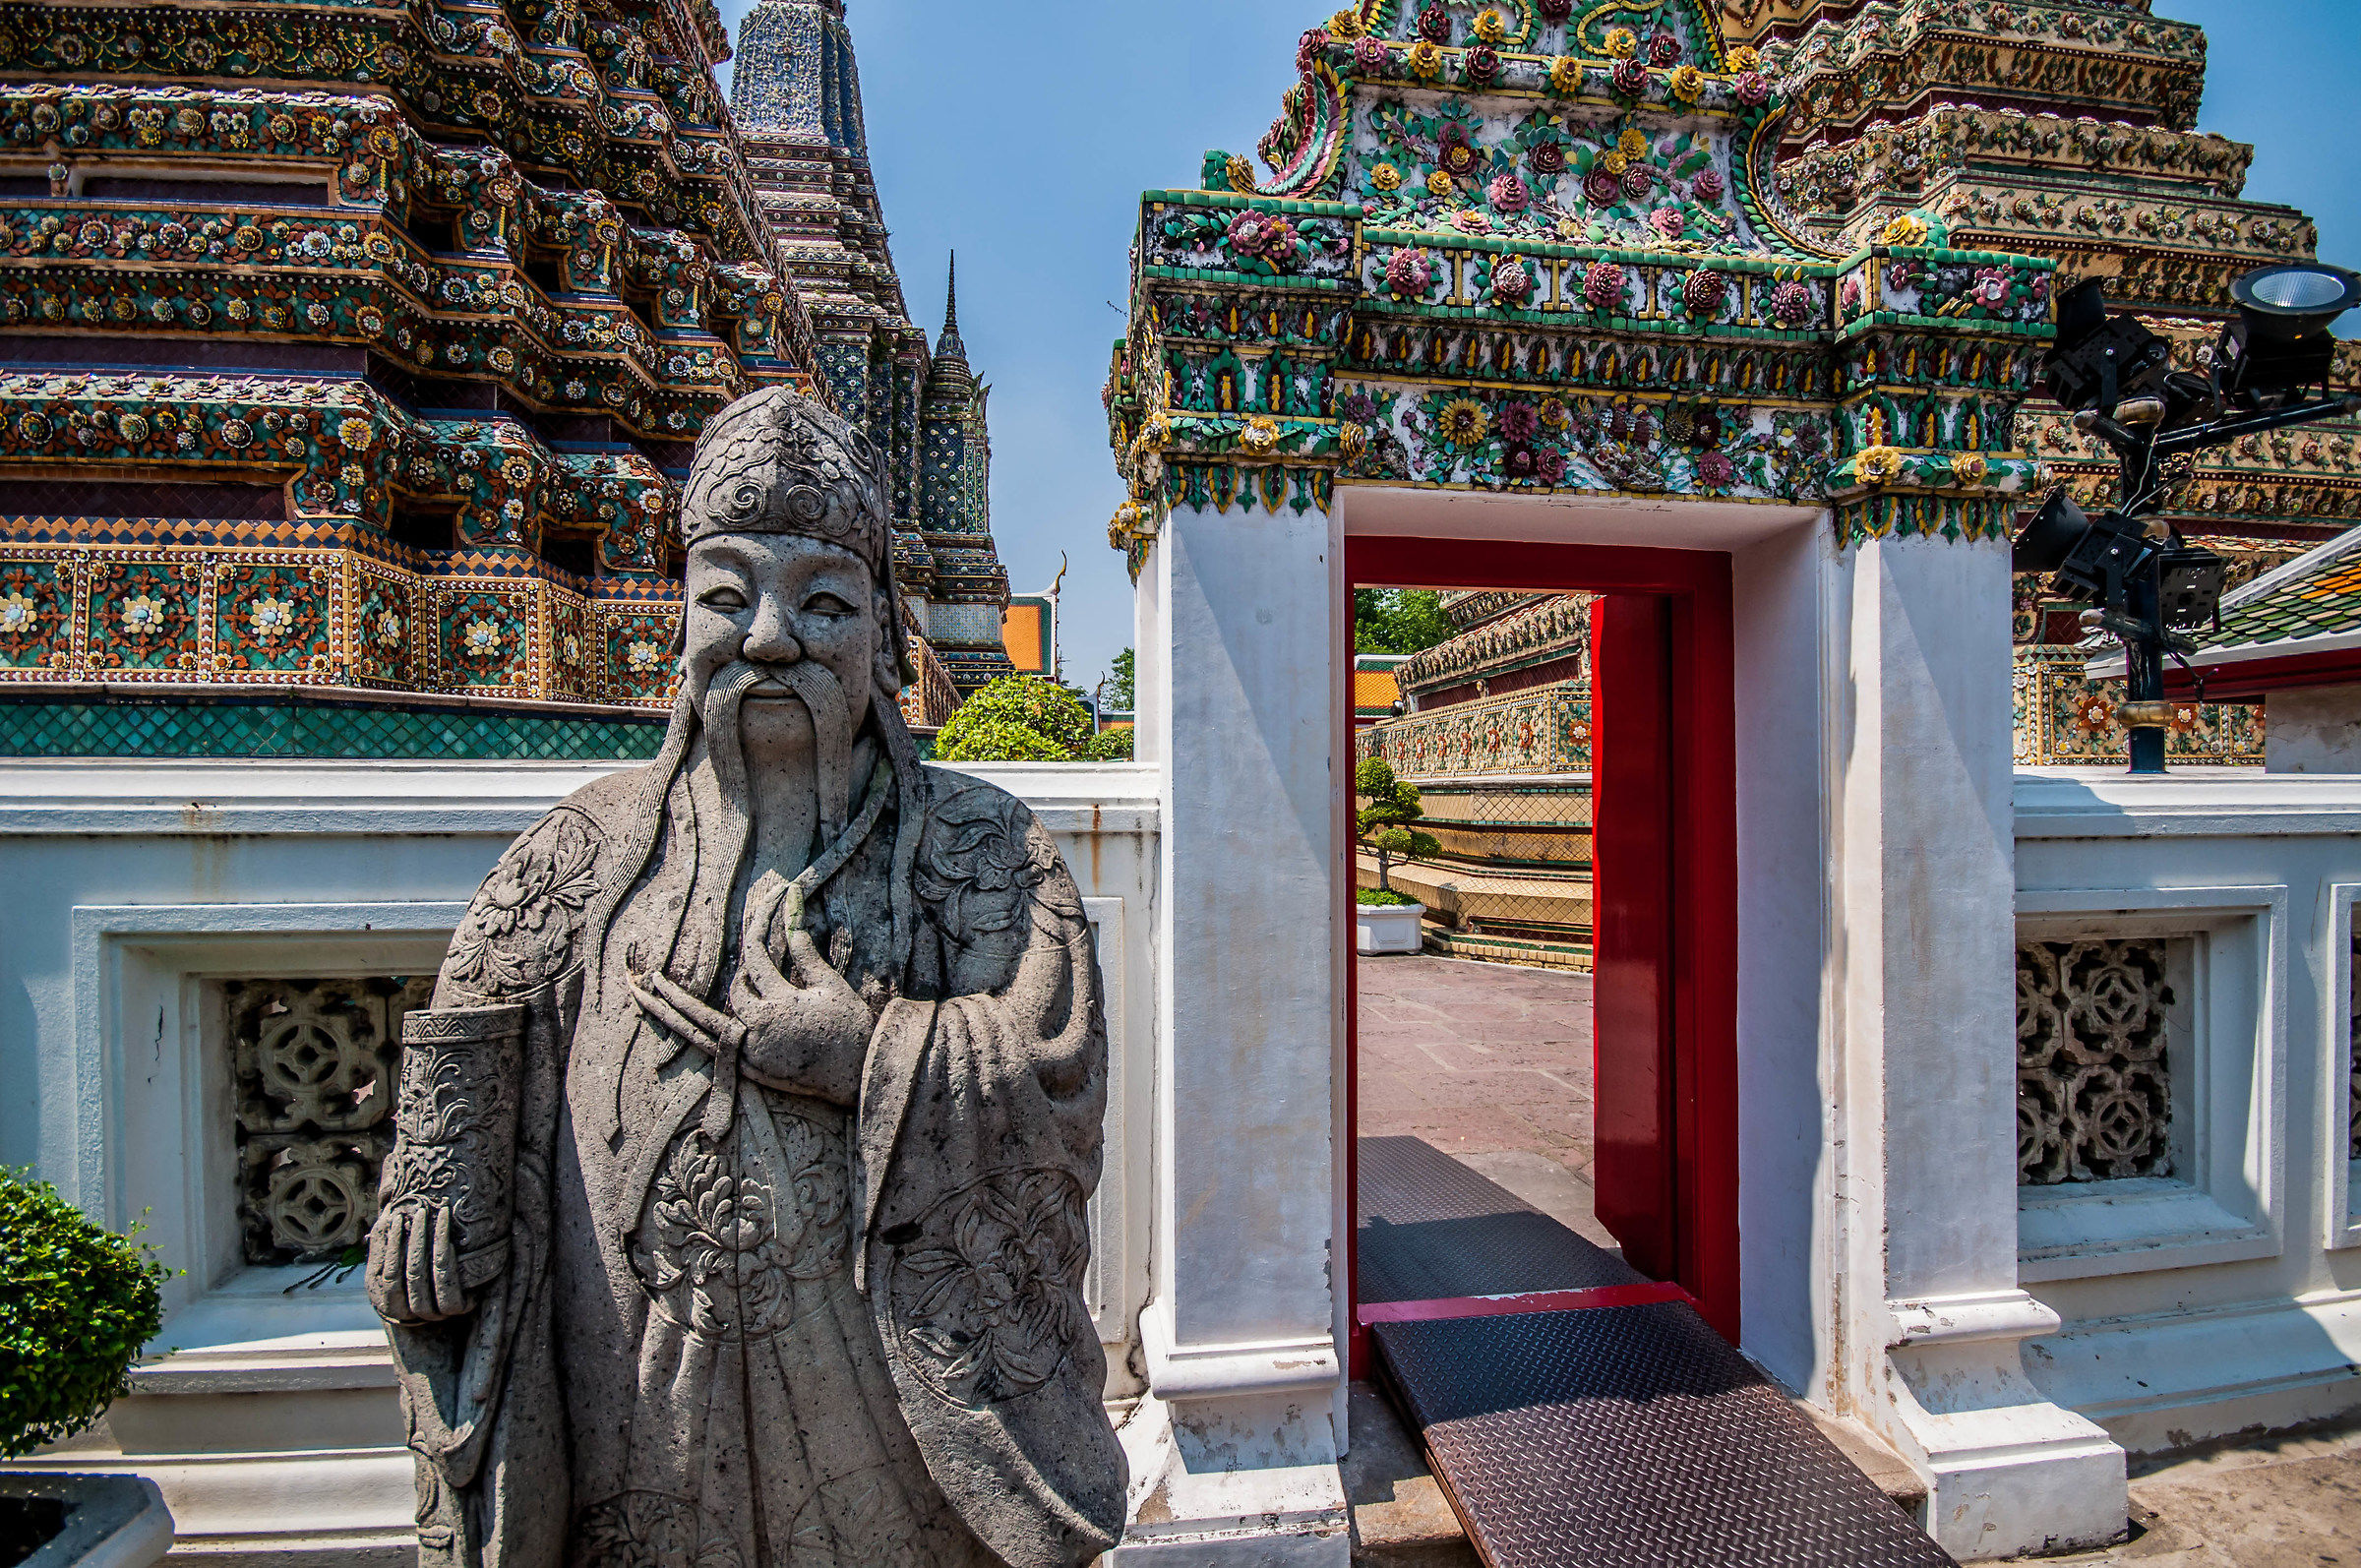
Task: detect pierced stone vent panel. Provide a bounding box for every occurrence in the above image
[2351,920,2361,1164]
[2017,938,2176,1186]
[227,976,435,1266]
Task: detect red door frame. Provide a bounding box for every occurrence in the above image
[1345,536,1739,1376]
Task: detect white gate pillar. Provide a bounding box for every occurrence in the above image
[1830,531,2126,1559]
[1114,493,1350,1565]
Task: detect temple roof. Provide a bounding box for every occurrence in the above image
[2194,529,2361,658]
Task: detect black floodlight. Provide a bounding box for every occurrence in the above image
[2013,489,2090,574]
[2054,276,2109,350]
[2214,264,2359,407]
[2233,264,2360,340]
[2040,278,2173,415]
[2157,548,2228,632]
[2049,513,2157,609]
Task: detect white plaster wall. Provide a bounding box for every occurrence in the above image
[2267,685,2361,773]
[1731,516,1838,1399]
[0,757,1160,1566]
[2014,769,2361,1452]
[1828,536,2127,1560]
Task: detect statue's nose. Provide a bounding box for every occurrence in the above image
[743,606,803,665]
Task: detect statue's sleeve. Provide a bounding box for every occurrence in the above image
[371,806,606,1568]
[859,784,1127,1568]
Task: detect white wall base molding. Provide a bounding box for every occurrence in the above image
[5,1449,413,1568]
[1876,1290,2128,1561]
[1113,1384,1350,1566]
[2027,1289,2361,1455]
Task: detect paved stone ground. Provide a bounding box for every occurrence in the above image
[2015,1416,2361,1566]
[1357,951,1597,1179]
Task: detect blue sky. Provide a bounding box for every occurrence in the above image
[713,1,2361,700]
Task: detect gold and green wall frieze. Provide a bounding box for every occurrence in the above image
[0,533,681,708]
[2014,643,2263,768]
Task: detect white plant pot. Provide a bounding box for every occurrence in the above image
[1356,900,1425,956]
[0,1476,172,1568]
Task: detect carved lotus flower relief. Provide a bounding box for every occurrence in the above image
[895,1171,1090,1406]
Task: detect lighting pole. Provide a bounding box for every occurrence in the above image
[2015,265,2359,775]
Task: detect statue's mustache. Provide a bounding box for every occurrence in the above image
[699,658,855,839]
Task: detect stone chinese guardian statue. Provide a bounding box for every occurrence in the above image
[366,389,1127,1568]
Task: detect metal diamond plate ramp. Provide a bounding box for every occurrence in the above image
[1358,1133,1645,1304]
[1374,1303,1956,1568]
[1358,1137,1956,1567]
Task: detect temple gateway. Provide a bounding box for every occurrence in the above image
[3,0,2361,1563]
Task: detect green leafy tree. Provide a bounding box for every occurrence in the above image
[0,1169,169,1459]
[1354,589,1455,654]
[1083,727,1134,762]
[1104,648,1135,712]
[1355,756,1439,893]
[936,675,1096,763]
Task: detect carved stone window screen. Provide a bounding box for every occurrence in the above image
[224,975,435,1266]
[2350,917,2360,1165]
[2017,936,2181,1185]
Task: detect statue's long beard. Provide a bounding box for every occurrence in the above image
[696,659,857,843]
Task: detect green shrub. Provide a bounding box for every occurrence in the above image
[1082,727,1134,762]
[936,675,1097,762]
[1356,887,1421,907]
[0,1170,169,1459]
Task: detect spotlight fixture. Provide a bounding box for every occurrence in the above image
[2038,278,2173,417]
[2214,264,2361,409]
[2018,266,2356,774]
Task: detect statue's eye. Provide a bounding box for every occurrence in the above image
[697,586,749,613]
[805,592,857,617]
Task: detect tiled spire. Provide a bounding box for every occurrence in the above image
[937,253,967,365]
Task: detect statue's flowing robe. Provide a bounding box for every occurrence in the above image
[378,726,1126,1568]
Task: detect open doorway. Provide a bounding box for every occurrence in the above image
[1344,534,1739,1377]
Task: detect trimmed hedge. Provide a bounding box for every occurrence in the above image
[0,1170,168,1459]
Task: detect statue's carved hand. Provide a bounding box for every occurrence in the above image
[729,926,870,1106]
[630,932,867,1112]
[368,1201,473,1326]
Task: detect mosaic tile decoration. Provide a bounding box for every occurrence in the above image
[0,697,667,760]
[0,534,680,708]
[2013,645,2264,768]
[1362,679,1594,777]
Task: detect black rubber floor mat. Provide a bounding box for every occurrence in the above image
[1358,1133,1645,1304]
[1373,1301,1957,1567]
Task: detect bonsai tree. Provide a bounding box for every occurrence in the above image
[936,674,1097,762]
[1356,755,1438,895]
[0,1169,168,1459]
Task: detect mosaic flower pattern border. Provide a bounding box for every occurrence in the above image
[2013,644,2262,767]
[0,541,680,707]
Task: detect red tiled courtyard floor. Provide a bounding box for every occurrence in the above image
[1355,951,1597,1183]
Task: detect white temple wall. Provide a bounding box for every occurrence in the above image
[2266,683,2361,773]
[2013,769,2361,1454]
[0,757,1159,1567]
[1729,515,1840,1399]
